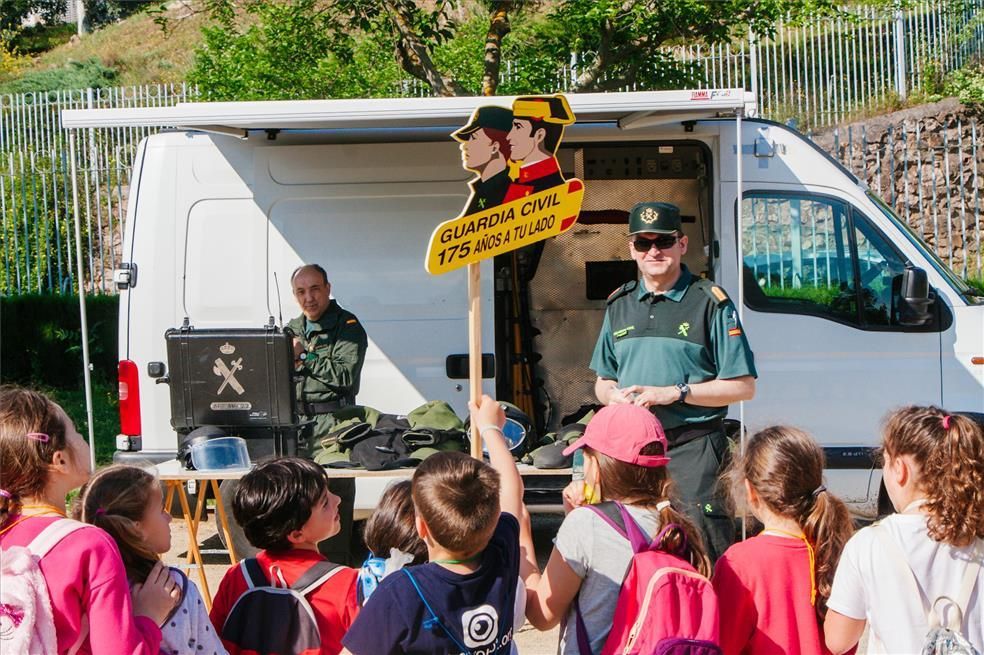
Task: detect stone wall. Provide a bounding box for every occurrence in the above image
[812,99,983,281]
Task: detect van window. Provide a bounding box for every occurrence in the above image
[741,192,913,329]
[742,195,857,323]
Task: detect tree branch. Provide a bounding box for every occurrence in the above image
[481,1,512,96]
[572,17,614,92]
[383,0,465,96]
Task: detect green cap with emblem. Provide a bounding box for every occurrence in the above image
[452,106,514,142]
[628,201,682,235]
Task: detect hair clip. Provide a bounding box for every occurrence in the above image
[95,508,106,517]
[812,485,827,499]
[656,500,672,512]
[0,489,11,499]
[25,433,50,443]
[942,415,952,430]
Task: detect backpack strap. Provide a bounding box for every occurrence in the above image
[402,569,472,655]
[872,524,933,619]
[292,561,343,596]
[575,502,654,654]
[953,541,983,624]
[26,519,87,558]
[240,558,268,590]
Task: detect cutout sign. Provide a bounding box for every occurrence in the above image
[425,94,585,275]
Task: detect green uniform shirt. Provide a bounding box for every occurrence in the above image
[287,300,368,406]
[590,266,757,430]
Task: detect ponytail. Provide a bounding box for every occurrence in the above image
[655,501,712,578]
[800,486,853,618]
[884,407,984,547]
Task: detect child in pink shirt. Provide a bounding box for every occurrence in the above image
[712,426,855,655]
[0,386,177,654]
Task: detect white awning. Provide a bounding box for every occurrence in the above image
[61,89,755,132]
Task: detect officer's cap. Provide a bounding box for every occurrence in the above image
[628,202,682,235]
[452,106,514,141]
[512,95,575,125]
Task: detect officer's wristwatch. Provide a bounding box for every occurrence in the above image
[675,383,690,404]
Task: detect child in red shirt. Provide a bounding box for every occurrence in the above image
[209,458,359,655]
[712,426,854,655]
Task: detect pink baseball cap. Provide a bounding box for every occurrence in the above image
[563,404,670,467]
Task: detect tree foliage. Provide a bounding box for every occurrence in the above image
[188,0,843,101]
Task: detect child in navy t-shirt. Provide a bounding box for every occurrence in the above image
[342,395,529,655]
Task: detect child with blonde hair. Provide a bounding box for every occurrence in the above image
[825,407,984,654]
[76,464,226,655]
[712,426,854,655]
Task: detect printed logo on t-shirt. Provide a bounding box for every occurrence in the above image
[461,605,499,648]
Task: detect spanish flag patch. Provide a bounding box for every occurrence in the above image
[728,327,742,337]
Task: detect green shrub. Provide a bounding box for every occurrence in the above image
[0,293,118,388]
[0,58,117,94]
[944,65,984,108]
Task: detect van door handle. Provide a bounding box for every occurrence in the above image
[446,354,495,379]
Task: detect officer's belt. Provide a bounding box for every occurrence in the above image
[298,399,350,415]
[663,418,723,449]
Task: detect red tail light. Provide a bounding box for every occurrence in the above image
[118,360,142,436]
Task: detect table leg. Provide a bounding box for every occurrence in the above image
[210,479,239,564]
[187,483,208,566]
[176,481,212,610]
[164,482,175,514]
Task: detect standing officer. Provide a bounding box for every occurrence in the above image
[590,202,757,560]
[288,263,367,564]
[288,263,368,449]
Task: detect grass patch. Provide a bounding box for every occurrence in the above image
[43,381,118,465]
[18,7,205,87]
[12,23,76,55]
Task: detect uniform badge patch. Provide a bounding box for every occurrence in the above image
[677,322,690,337]
[613,326,635,339]
[346,319,358,325]
[728,327,742,337]
[710,285,728,303]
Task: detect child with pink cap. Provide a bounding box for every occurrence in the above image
[520,403,711,654]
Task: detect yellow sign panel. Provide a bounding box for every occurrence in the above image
[426,179,584,275]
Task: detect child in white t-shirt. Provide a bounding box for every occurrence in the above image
[825,406,984,654]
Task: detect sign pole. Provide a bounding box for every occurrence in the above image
[467,262,483,458]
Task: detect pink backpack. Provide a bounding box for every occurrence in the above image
[0,518,88,655]
[575,502,721,655]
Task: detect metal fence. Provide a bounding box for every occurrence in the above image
[818,115,984,281]
[0,84,198,295]
[2,1,983,295]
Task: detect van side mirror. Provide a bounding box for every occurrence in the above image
[898,266,934,327]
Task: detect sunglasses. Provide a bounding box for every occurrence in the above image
[632,234,680,252]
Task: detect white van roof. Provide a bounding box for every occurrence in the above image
[61,89,755,132]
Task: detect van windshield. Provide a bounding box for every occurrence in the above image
[867,192,984,305]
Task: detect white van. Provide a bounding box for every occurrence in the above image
[63,90,984,518]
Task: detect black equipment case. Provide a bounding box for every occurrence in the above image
[164,326,296,432]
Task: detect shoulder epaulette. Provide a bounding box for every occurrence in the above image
[695,278,730,305]
[606,280,638,305]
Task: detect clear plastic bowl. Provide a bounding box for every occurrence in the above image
[189,436,251,471]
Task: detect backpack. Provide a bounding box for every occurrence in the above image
[221,557,344,655]
[0,518,88,655]
[873,524,983,655]
[574,502,721,655]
